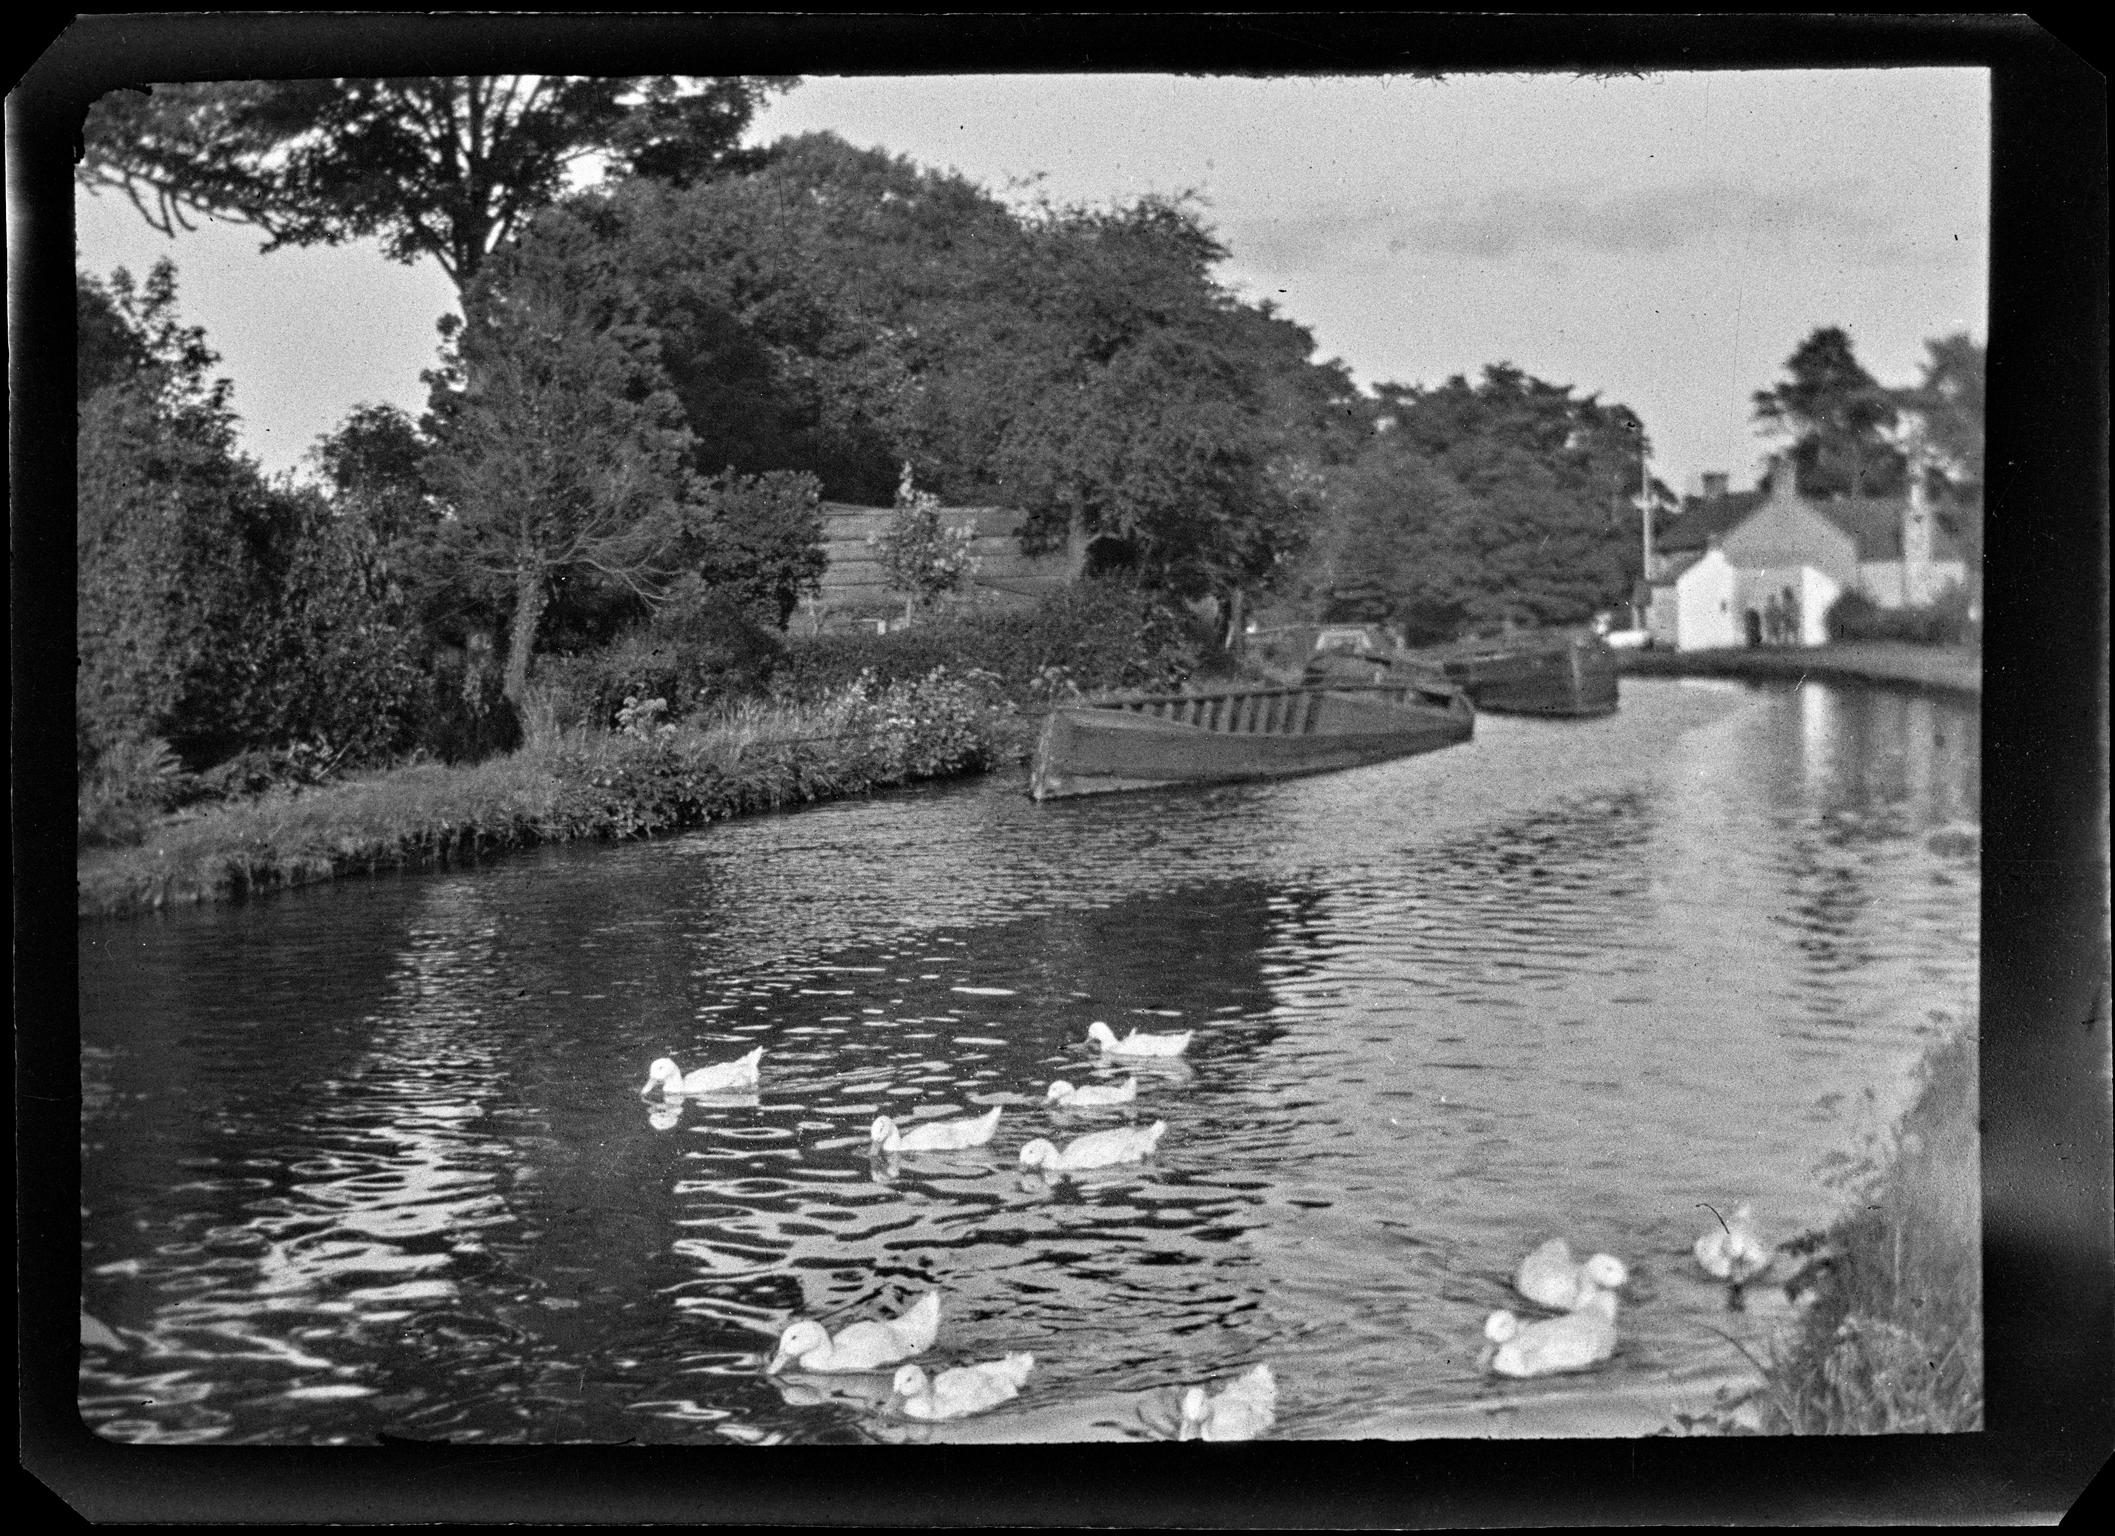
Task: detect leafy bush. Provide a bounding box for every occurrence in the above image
[537,595,786,731]
[1825,584,1979,646]
[77,736,186,847]
[775,581,1208,705]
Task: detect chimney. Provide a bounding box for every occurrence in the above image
[1700,471,1729,501]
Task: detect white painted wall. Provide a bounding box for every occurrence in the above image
[1673,547,1739,650]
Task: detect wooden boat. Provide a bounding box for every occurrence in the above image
[1306,627,1619,717]
[1029,678,1473,801]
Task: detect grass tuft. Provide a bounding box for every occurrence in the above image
[1747,1020,1984,1434]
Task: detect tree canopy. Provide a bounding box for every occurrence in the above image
[77,262,422,769]
[422,207,706,705]
[1317,364,1649,639]
[77,76,790,294]
[1752,325,1906,499]
[559,137,1351,605]
[1894,332,1985,495]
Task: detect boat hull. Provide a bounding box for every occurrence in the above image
[1311,630,1619,717]
[1030,683,1473,801]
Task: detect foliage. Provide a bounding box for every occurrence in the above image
[774,581,1207,705]
[1751,1019,1982,1434]
[871,463,980,612]
[1753,326,1906,499]
[535,601,787,732]
[560,141,1346,601]
[77,737,186,848]
[678,468,828,626]
[250,487,430,764]
[77,76,789,294]
[423,206,704,704]
[78,261,428,776]
[1327,363,1649,639]
[1891,333,1985,495]
[78,674,1005,916]
[1824,585,1979,646]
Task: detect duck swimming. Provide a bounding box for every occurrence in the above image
[1483,1287,1619,1378]
[1178,1363,1278,1441]
[642,1048,763,1096]
[1044,1077,1139,1109]
[891,1354,1034,1420]
[869,1105,1003,1154]
[1695,1204,1773,1281]
[1087,1021,1193,1058]
[1513,1238,1629,1311]
[1018,1120,1166,1173]
[766,1291,941,1375]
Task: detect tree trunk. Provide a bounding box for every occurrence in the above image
[502,564,548,709]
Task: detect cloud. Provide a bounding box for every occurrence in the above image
[1227,179,1945,271]
[1394,180,1893,260]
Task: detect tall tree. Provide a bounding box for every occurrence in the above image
[1893,332,1985,494]
[77,76,790,297]
[1752,325,1906,499]
[421,207,703,706]
[1361,363,1650,634]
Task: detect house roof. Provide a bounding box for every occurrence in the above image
[1654,491,1765,554]
[1654,487,1966,563]
[1645,548,1709,587]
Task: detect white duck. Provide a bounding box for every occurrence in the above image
[1044,1077,1139,1109]
[1018,1120,1167,1173]
[1178,1363,1278,1441]
[1087,1020,1193,1058]
[641,1048,763,1096]
[1483,1287,1619,1378]
[1694,1204,1774,1282]
[869,1105,1003,1154]
[765,1291,941,1375]
[1513,1238,1629,1311]
[891,1353,1035,1420]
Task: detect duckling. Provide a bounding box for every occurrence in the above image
[1044,1077,1139,1109]
[641,1048,763,1096]
[765,1291,940,1374]
[1087,1021,1193,1058]
[891,1353,1034,1420]
[869,1105,1003,1155]
[1694,1204,1773,1283]
[1483,1287,1619,1378]
[1513,1238,1629,1311]
[1018,1120,1167,1173]
[1178,1363,1277,1441]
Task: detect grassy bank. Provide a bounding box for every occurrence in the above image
[78,671,1023,919]
[1711,1020,1983,1434]
[1618,642,1981,699]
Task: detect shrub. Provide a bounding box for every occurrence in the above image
[1751,1020,1982,1434]
[77,736,186,847]
[536,596,786,732]
[775,580,1208,705]
[1825,584,1979,646]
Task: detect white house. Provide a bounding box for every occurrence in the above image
[1643,459,1971,651]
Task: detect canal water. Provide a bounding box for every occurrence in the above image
[78,678,1980,1444]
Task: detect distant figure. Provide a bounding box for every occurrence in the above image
[1781,586,1802,646]
[1764,591,1787,646]
[1744,609,1764,647]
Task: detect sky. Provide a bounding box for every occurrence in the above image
[72,69,1989,497]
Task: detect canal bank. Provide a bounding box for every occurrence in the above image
[1618,641,1981,699]
[77,672,1028,920]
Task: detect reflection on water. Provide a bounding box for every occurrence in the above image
[80,679,1979,1443]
